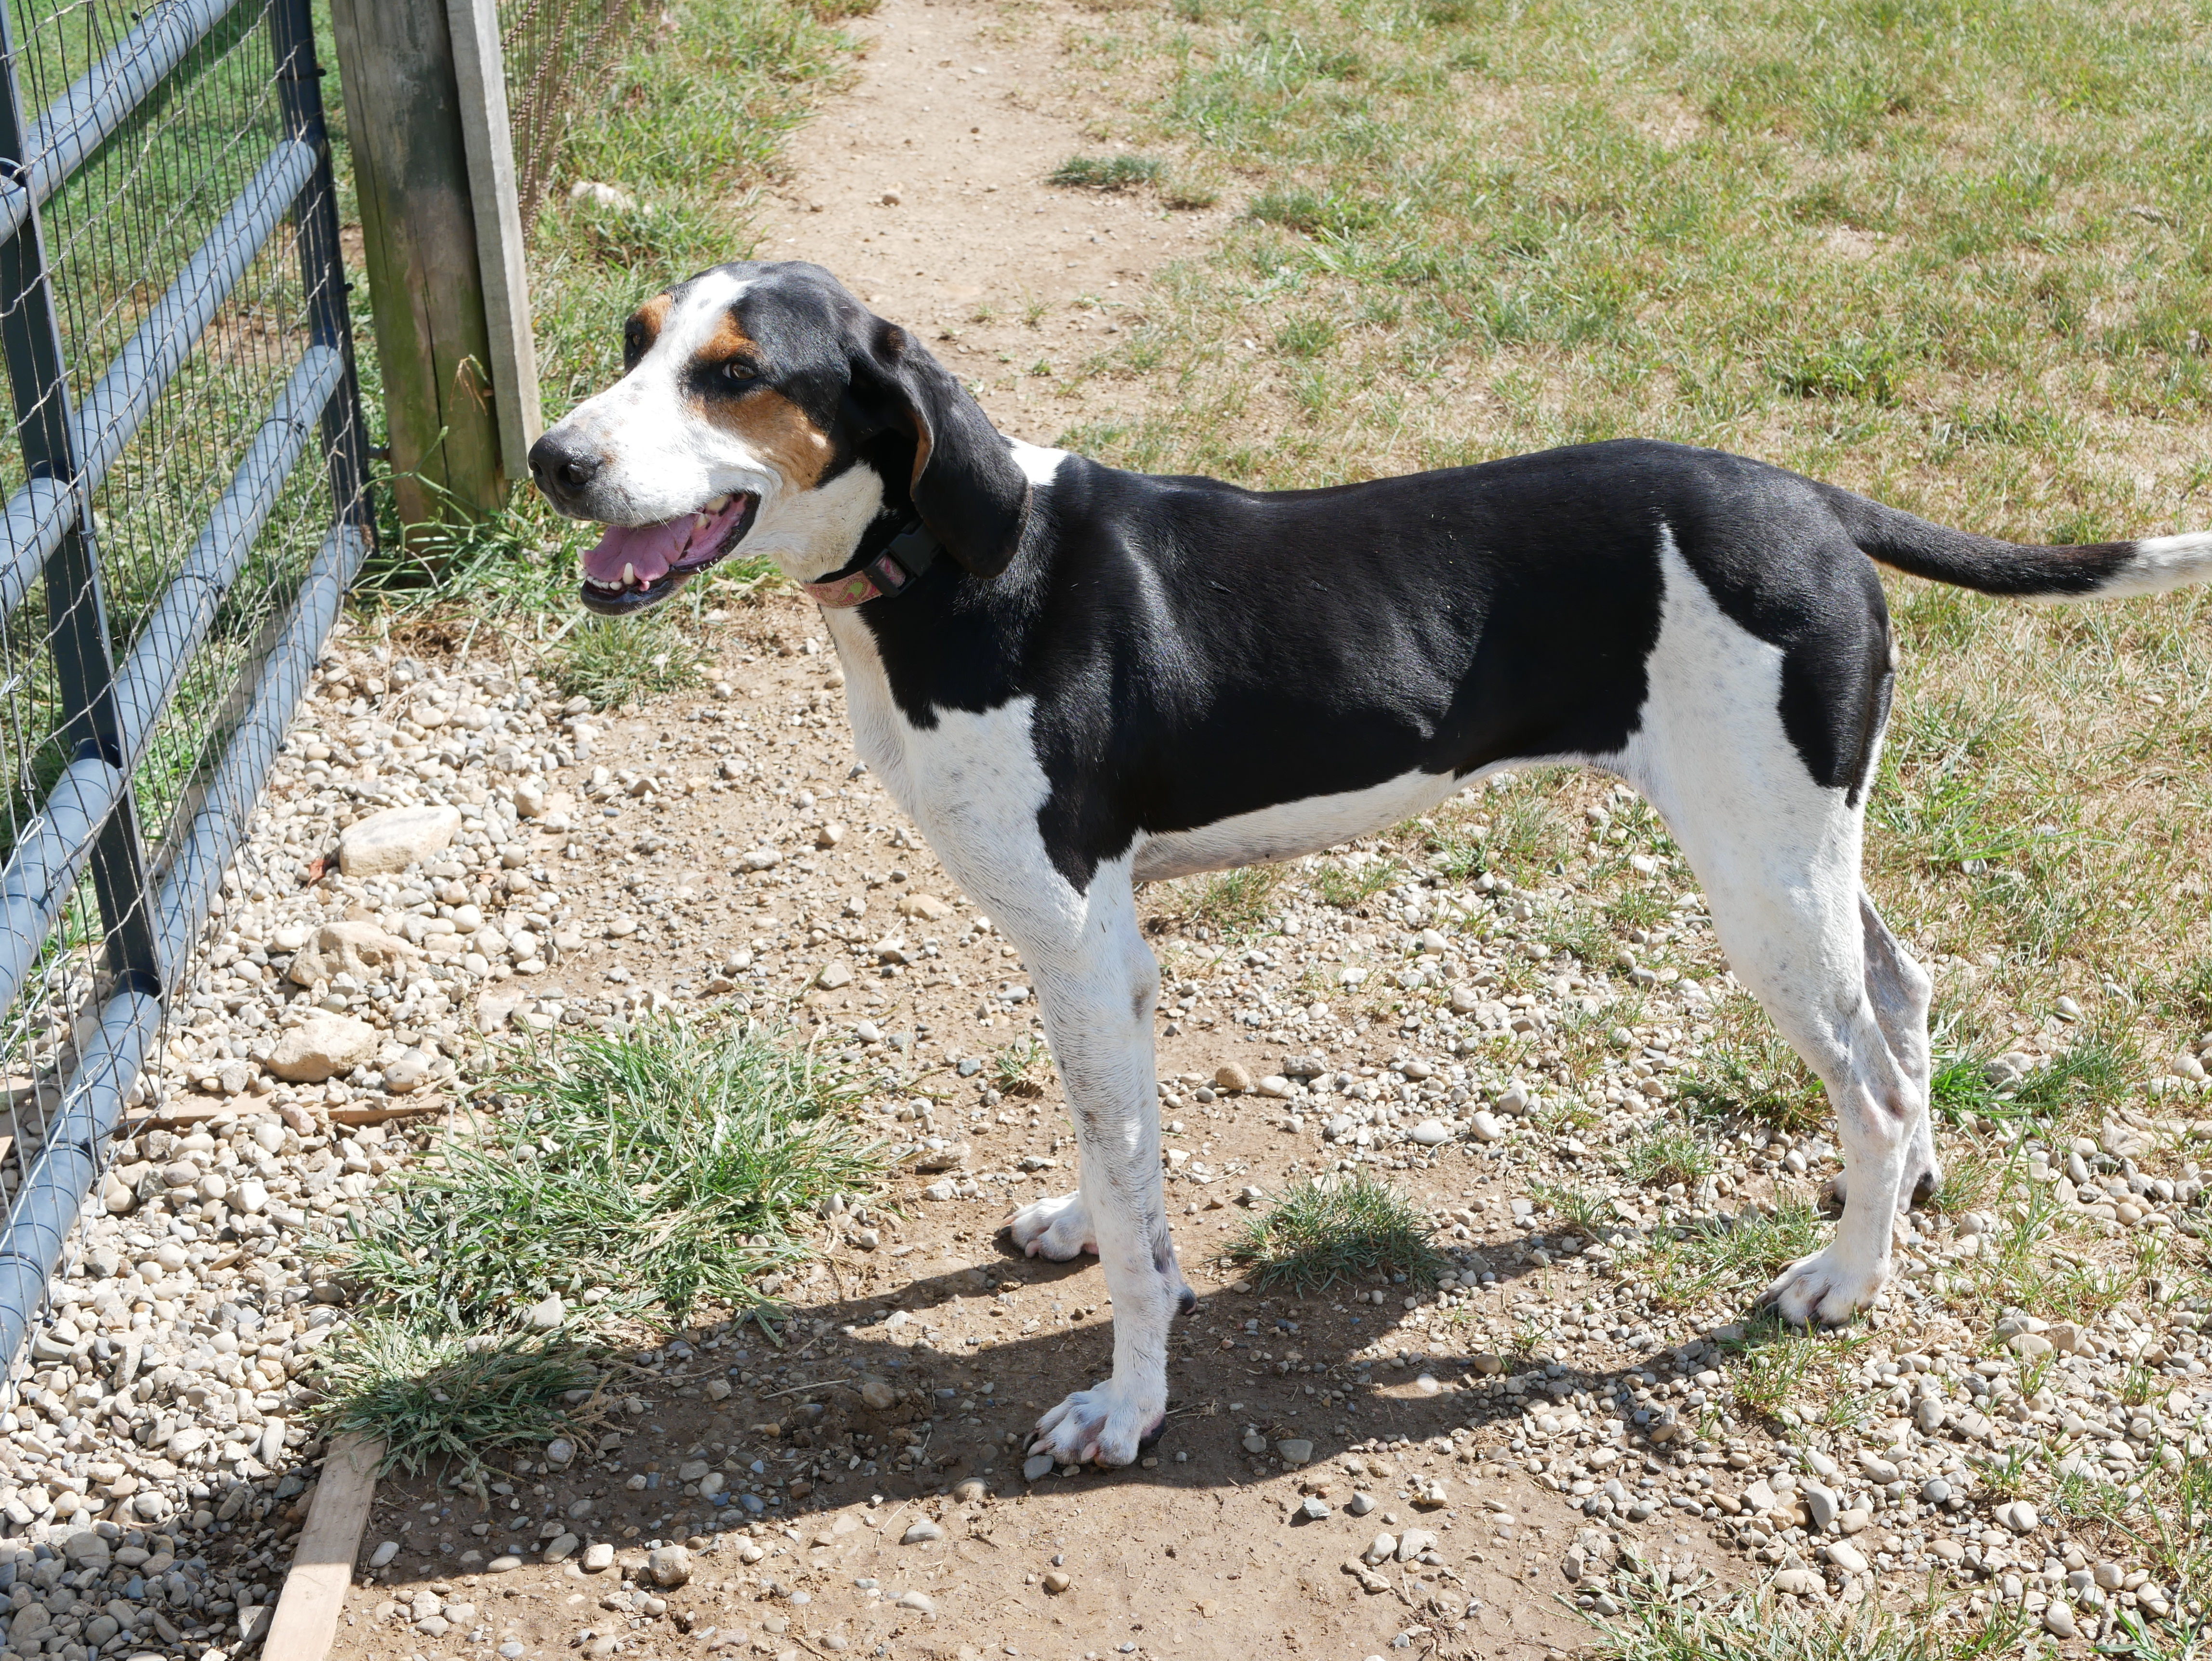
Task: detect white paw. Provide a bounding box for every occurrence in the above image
[1760,1242,1886,1327]
[1005,1191,1095,1260]
[1030,1376,1165,1468]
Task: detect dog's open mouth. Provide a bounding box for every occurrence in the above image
[578,491,760,615]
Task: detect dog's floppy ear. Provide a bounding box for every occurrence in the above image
[849,318,1030,578]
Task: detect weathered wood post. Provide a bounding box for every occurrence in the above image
[328,0,540,539]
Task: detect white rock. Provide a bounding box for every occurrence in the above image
[287,920,416,986]
[524,1294,565,1330]
[1469,1112,1505,1143]
[1396,1528,1437,1562]
[369,1541,400,1569]
[1364,1533,1397,1565]
[901,1519,944,1544]
[264,1013,379,1082]
[339,805,461,876]
[233,1178,269,1215]
[1410,1120,1451,1146]
[581,1542,616,1572]
[383,1049,434,1094]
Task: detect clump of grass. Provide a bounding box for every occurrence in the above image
[315,1331,596,1480]
[1680,1031,1827,1135]
[1623,1119,1718,1188]
[1159,173,1220,210]
[1230,1174,1444,1292]
[556,611,709,709]
[1313,856,1400,908]
[1584,1572,2034,1658]
[1164,862,1285,936]
[2008,1034,2136,1121]
[1527,1179,1608,1237]
[1675,1197,1825,1302]
[1770,332,1903,405]
[333,1016,880,1336]
[993,1035,1052,1095]
[1051,153,1163,191]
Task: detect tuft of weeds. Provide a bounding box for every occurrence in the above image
[2007,1034,2136,1122]
[1680,1030,1827,1136]
[1051,153,1163,191]
[1527,1179,1609,1238]
[314,1330,596,1481]
[1230,1174,1444,1292]
[1162,862,1286,936]
[1583,1578,2033,1660]
[992,1035,1053,1095]
[555,611,710,709]
[1314,856,1400,909]
[330,1016,880,1337]
[1674,1197,1825,1303]
[1623,1118,1718,1189]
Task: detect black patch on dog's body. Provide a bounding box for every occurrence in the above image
[853,438,1911,889]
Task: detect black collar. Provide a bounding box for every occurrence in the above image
[802,520,944,608]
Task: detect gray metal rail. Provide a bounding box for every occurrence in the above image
[0,0,373,1368]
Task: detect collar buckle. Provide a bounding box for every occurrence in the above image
[804,521,941,609]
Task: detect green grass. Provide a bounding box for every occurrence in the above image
[1039,0,2212,1110]
[1229,1173,1444,1292]
[1681,1031,1827,1136]
[556,610,712,709]
[1583,1578,2035,1661]
[1622,1118,1718,1189]
[1051,153,1164,191]
[314,1330,596,1481]
[316,1016,882,1472]
[992,1034,1053,1095]
[1671,1196,1825,1303]
[1159,861,1287,937]
[329,1016,881,1336]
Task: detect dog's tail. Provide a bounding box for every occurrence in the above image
[1815,482,2212,600]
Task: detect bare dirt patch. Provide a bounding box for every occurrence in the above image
[750,0,1230,440]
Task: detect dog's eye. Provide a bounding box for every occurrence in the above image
[720,360,758,385]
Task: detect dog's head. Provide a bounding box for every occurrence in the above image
[529,261,1030,615]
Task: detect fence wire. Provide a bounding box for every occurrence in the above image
[0,0,369,1387]
[500,0,642,233]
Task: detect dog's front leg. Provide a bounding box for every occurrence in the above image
[1010,866,1189,1468]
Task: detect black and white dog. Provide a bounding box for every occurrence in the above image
[529,260,2212,1468]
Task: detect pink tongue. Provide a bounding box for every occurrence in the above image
[583,517,693,587]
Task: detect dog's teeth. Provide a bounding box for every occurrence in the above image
[705,493,730,511]
[622,561,636,588]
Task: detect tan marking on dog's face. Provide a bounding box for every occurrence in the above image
[705,387,833,491]
[685,307,833,491]
[623,294,673,371]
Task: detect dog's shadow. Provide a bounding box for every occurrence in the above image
[342,1228,1827,1601]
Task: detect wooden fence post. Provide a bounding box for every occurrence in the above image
[328,0,524,537]
[447,0,542,483]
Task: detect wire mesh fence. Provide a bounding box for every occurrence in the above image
[0,0,371,1370]
[500,0,642,233]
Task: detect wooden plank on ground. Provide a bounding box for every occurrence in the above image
[263,1431,382,1661]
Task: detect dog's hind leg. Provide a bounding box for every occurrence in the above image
[1622,536,1918,1325]
[1860,891,1939,1219]
[1664,815,1918,1325]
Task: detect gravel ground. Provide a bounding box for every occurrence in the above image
[2,590,2207,1661]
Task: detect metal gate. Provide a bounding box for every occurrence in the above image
[0,0,371,1363]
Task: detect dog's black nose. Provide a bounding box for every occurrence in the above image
[527,431,604,503]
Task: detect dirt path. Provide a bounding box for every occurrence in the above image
[751,0,1225,439]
